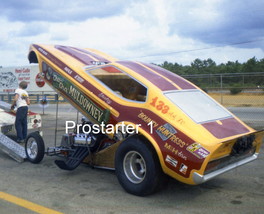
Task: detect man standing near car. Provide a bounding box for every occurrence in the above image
[11,81,30,143]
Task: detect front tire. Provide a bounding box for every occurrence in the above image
[115,136,164,196]
[25,132,45,163]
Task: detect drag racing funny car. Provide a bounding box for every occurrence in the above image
[27,44,263,196]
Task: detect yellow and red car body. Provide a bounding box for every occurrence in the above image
[28,44,263,194]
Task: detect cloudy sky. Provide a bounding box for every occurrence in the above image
[0,0,263,67]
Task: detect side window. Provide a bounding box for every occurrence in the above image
[88,66,147,102]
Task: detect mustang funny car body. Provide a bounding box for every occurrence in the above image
[28,44,263,196]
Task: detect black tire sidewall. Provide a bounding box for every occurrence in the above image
[25,132,45,164]
[115,136,162,196]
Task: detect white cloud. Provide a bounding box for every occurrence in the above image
[0,0,139,22]
[0,0,263,67]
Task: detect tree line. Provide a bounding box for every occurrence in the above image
[160,57,264,75]
[159,57,264,92]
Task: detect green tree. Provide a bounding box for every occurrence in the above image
[242,57,258,73]
[159,57,264,88]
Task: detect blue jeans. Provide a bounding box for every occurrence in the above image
[15,106,28,141]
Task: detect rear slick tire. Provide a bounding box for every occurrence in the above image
[115,136,164,196]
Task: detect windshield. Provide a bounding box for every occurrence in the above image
[165,90,232,123]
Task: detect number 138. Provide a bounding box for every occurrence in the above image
[150,97,169,114]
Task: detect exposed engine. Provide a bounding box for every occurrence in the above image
[60,118,115,153]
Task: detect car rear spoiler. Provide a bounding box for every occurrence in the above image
[221,129,264,145]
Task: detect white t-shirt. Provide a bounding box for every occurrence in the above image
[15,88,29,108]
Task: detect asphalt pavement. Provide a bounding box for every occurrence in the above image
[0,103,264,214]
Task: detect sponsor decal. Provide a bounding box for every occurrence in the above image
[42,62,110,124]
[91,61,108,66]
[165,155,178,167]
[137,111,159,134]
[179,163,188,174]
[156,123,186,148]
[156,123,177,141]
[137,112,188,148]
[138,112,159,127]
[38,47,48,56]
[98,92,112,105]
[164,142,187,160]
[167,111,185,125]
[64,66,73,75]
[74,74,84,83]
[186,143,210,159]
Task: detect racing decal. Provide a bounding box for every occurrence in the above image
[137,110,194,159]
[150,97,170,114]
[149,96,185,125]
[186,143,210,159]
[156,123,177,141]
[74,74,85,84]
[179,163,188,174]
[167,111,185,125]
[165,155,178,168]
[136,111,198,176]
[138,112,187,149]
[138,112,159,128]
[42,62,110,124]
[156,123,186,148]
[98,92,112,105]
[164,143,187,161]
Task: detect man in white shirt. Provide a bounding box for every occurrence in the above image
[11,81,30,143]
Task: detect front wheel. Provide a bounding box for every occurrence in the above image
[115,136,165,196]
[25,132,45,164]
